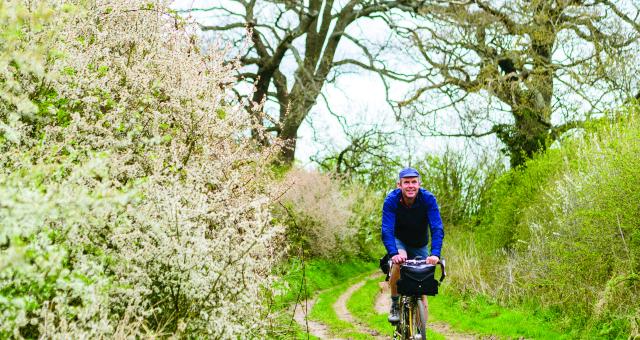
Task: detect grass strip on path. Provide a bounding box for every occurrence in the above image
[347,276,446,340]
[307,272,376,339]
[272,259,377,338]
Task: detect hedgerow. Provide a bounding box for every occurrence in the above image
[1,0,283,337]
[448,104,640,337]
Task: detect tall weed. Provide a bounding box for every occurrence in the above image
[512,106,640,337]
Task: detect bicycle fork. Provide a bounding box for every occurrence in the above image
[393,296,425,340]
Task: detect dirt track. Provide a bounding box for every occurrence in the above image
[293,295,344,340]
[294,272,477,339]
[333,273,388,339]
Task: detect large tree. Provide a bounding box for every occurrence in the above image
[182,0,425,164]
[388,0,639,167]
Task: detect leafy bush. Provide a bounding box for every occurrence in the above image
[0,155,134,338]
[511,105,640,337]
[415,148,504,227]
[347,182,388,259]
[1,0,283,337]
[449,105,640,337]
[475,147,568,249]
[0,1,61,145]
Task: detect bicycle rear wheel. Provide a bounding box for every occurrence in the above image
[408,298,426,340]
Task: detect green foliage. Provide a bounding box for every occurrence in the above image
[476,147,568,249]
[456,104,640,337]
[415,148,504,226]
[347,182,387,259]
[511,106,640,337]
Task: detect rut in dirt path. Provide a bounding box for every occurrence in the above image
[333,272,389,339]
[294,271,479,340]
[293,296,345,340]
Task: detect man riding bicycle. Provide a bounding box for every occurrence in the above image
[381,167,445,323]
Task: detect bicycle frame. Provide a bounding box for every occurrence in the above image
[391,258,445,340]
[393,295,426,340]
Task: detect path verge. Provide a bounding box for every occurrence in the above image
[293,296,343,340]
[333,273,388,339]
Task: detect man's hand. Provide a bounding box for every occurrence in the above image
[391,254,407,264]
[426,256,439,265]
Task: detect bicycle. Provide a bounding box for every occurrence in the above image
[391,258,446,340]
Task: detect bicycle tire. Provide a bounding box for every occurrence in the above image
[409,298,427,340]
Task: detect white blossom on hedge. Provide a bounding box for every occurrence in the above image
[1,0,284,337]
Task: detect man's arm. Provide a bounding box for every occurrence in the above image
[381,195,399,256]
[425,194,444,258]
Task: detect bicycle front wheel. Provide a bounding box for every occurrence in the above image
[408,298,427,340]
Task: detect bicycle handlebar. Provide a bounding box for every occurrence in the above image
[391,258,447,282]
[402,259,442,265]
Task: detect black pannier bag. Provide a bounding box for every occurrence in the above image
[397,263,439,296]
[379,254,391,275]
[379,254,391,281]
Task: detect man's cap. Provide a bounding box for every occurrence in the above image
[398,167,420,179]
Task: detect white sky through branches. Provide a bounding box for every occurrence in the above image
[171,0,499,169]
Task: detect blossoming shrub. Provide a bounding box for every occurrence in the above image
[0,1,61,146]
[277,169,354,258]
[1,0,282,337]
[0,153,139,338]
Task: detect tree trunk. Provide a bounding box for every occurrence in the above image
[498,107,550,168]
[277,81,320,164]
[498,28,554,168]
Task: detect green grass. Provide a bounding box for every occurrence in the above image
[428,287,568,339]
[272,312,321,340]
[345,275,574,339]
[306,273,374,339]
[270,258,376,338]
[273,258,377,306]
[347,276,445,340]
[274,259,580,339]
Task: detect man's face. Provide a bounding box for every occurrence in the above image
[397,176,420,199]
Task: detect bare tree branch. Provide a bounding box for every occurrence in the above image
[383,0,639,167]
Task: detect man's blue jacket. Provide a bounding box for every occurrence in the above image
[381,188,444,257]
